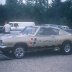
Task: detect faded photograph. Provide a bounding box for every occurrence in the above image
[0,0,72,72]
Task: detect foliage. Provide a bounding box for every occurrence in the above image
[0,0,72,28]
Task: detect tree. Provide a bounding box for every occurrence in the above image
[0,5,7,25]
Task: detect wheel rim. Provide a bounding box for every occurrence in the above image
[14,47,24,58]
[64,44,71,53]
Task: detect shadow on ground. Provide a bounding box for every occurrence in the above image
[0,50,65,61]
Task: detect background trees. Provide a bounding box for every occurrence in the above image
[0,0,72,28]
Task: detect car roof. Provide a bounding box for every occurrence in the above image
[27,25,61,30]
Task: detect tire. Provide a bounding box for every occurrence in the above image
[13,46,25,59]
[61,42,72,55]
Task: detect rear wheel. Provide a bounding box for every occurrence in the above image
[61,42,72,55]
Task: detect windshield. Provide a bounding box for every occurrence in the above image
[22,26,38,35]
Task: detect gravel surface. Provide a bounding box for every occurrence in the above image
[0,51,72,72]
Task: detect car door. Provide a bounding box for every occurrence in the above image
[34,27,59,47]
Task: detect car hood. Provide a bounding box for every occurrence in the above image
[0,33,34,40]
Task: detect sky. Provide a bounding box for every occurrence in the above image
[0,0,66,5]
[0,0,6,5]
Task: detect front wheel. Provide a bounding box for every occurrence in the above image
[13,46,25,59]
[61,42,72,55]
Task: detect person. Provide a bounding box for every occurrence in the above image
[4,21,11,34]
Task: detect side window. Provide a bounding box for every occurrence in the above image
[51,28,59,35]
[37,27,59,36]
[9,23,13,27]
[14,23,18,27]
[37,27,48,35]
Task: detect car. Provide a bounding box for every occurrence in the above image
[0,26,72,59]
[9,22,35,30]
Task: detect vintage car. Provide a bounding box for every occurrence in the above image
[0,26,72,59]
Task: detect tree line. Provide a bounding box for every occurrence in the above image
[0,0,72,28]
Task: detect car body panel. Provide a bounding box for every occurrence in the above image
[0,26,72,52]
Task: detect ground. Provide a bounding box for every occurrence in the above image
[0,51,72,72]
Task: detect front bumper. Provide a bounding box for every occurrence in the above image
[0,45,7,49]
